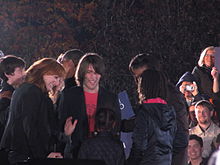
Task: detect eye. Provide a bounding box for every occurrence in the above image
[54,75,59,79]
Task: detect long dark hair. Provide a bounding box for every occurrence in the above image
[138,69,168,103]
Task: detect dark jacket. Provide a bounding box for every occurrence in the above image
[64,77,77,90]
[0,82,14,141]
[192,65,220,120]
[58,86,121,158]
[78,131,125,165]
[192,65,220,100]
[121,83,188,164]
[0,83,55,164]
[128,103,176,165]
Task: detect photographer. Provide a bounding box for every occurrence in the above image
[176,72,208,107]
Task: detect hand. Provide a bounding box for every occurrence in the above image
[179,84,185,94]
[191,81,199,96]
[211,67,219,80]
[64,117,78,136]
[47,152,63,158]
[49,78,65,104]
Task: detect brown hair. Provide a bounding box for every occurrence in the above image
[75,53,105,86]
[25,58,65,92]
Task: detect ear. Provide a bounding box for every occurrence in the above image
[210,110,214,117]
[4,72,14,79]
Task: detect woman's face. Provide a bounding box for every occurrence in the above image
[204,49,215,68]
[43,74,64,92]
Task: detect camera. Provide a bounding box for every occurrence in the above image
[185,85,194,92]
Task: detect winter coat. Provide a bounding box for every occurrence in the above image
[128,103,176,165]
[0,83,55,164]
[0,82,14,141]
[58,86,121,158]
[78,131,125,165]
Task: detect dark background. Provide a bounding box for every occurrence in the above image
[0,0,220,105]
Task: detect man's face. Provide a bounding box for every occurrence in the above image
[132,66,148,78]
[8,67,26,87]
[188,139,203,161]
[179,81,193,100]
[189,105,197,122]
[61,58,75,78]
[204,49,215,68]
[132,66,148,84]
[195,105,212,125]
[83,64,101,93]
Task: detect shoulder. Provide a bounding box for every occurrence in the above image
[63,86,83,96]
[99,87,117,98]
[189,125,200,134]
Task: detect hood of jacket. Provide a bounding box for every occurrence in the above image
[176,71,196,88]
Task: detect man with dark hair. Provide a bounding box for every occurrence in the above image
[59,53,121,158]
[57,49,84,89]
[128,53,189,165]
[188,134,207,165]
[190,100,220,158]
[0,55,25,164]
[0,55,26,140]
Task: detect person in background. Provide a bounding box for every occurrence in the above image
[176,71,208,107]
[192,46,220,120]
[128,69,176,165]
[78,108,125,165]
[188,134,208,165]
[0,58,77,164]
[57,49,84,89]
[128,53,188,165]
[188,104,198,129]
[189,100,220,158]
[58,53,121,158]
[0,55,26,141]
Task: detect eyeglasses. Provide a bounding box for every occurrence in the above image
[205,54,215,58]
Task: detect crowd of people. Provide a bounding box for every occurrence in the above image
[0,46,219,165]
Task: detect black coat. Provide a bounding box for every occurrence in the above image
[78,131,125,165]
[0,83,55,164]
[0,82,14,141]
[192,65,220,100]
[128,103,176,165]
[58,86,121,157]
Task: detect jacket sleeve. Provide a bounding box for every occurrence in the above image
[129,110,148,161]
[192,66,201,89]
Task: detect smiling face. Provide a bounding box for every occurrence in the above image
[195,105,213,125]
[188,139,203,161]
[204,49,215,68]
[43,74,63,92]
[7,67,26,88]
[83,64,101,93]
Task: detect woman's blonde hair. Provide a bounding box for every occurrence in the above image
[198,46,215,67]
[25,58,66,92]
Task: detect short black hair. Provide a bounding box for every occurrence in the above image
[189,134,203,147]
[95,108,116,132]
[58,49,84,66]
[0,55,26,81]
[129,53,161,73]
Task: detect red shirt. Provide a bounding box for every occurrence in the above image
[84,91,98,136]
